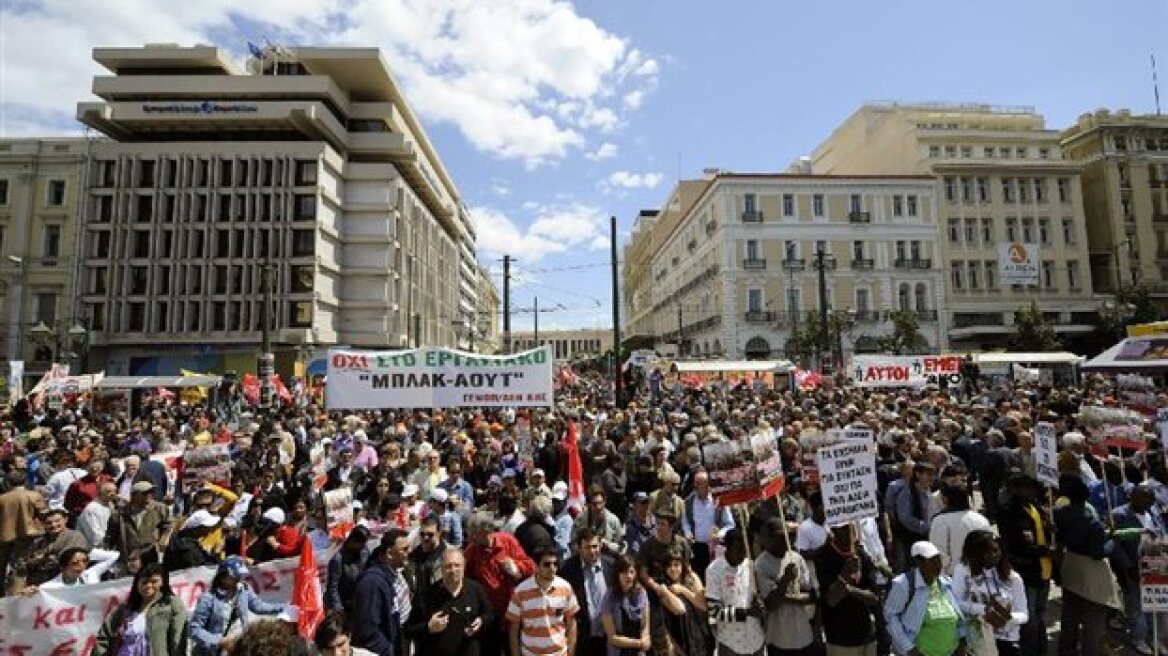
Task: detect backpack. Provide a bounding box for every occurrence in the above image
[896,568,921,615]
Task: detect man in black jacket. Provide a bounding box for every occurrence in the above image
[999,472,1053,656]
[405,548,493,656]
[560,528,615,656]
[354,529,412,656]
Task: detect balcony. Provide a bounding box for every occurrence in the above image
[1150,180,1167,189]
[915,309,939,322]
[741,210,764,223]
[744,311,774,323]
[854,310,880,323]
[1154,213,1168,224]
[743,258,767,270]
[851,258,874,271]
[782,258,806,271]
[894,258,933,270]
[848,211,871,224]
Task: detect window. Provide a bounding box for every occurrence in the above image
[907,195,918,216]
[156,267,170,295]
[1018,179,1030,203]
[291,265,314,293]
[136,195,153,222]
[893,195,904,216]
[127,303,145,332]
[1001,178,1015,203]
[960,177,972,203]
[1042,261,1055,288]
[984,147,995,158]
[220,160,234,185]
[999,147,1010,158]
[154,303,168,332]
[1062,218,1076,245]
[784,240,797,261]
[90,268,107,294]
[961,146,972,158]
[1006,218,1017,241]
[951,262,964,290]
[945,145,957,158]
[1039,148,1050,159]
[138,160,155,187]
[812,194,824,217]
[968,262,980,289]
[292,229,315,256]
[1057,178,1070,203]
[948,219,961,243]
[747,289,762,312]
[915,283,928,310]
[90,231,111,258]
[984,261,997,289]
[849,194,862,213]
[899,283,911,309]
[852,241,864,260]
[295,161,318,186]
[1016,147,1028,159]
[1068,261,1080,288]
[214,265,228,294]
[746,239,759,261]
[42,225,61,258]
[212,302,227,331]
[290,301,313,327]
[1034,178,1047,203]
[787,288,800,315]
[232,266,245,294]
[1022,218,1034,243]
[133,230,150,258]
[815,240,827,255]
[965,219,976,244]
[217,194,232,221]
[216,230,230,258]
[744,194,757,214]
[782,194,794,217]
[929,145,940,158]
[295,195,316,220]
[974,177,987,203]
[895,240,907,261]
[46,180,66,206]
[855,288,870,314]
[0,179,8,204]
[944,177,956,202]
[35,292,57,324]
[130,267,148,295]
[1039,218,1051,245]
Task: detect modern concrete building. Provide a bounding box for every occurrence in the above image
[470,261,501,353]
[810,102,1099,351]
[0,138,94,388]
[512,327,612,361]
[621,169,947,361]
[74,44,479,376]
[1059,109,1168,295]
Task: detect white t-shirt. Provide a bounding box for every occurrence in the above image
[704,557,765,653]
[755,550,816,649]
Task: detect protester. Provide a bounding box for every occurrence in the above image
[928,485,991,576]
[683,470,734,578]
[353,528,413,656]
[22,507,88,586]
[92,562,190,656]
[883,541,968,656]
[190,556,286,655]
[464,511,535,656]
[705,527,766,656]
[0,467,45,594]
[315,611,379,656]
[996,472,1053,654]
[600,552,651,656]
[1054,474,1119,656]
[756,517,816,656]
[507,546,580,656]
[562,528,617,656]
[817,523,882,656]
[405,548,492,656]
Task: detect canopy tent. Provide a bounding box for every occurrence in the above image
[94,374,223,389]
[971,351,1085,366]
[1082,337,1168,372]
[671,359,796,374]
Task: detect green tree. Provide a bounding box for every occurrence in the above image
[873,309,930,354]
[1098,283,1165,338]
[1010,301,1063,351]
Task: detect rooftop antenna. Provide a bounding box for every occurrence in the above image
[1154,54,1162,116]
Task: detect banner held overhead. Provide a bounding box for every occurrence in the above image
[326,346,554,409]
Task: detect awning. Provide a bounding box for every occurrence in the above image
[671,360,795,374]
[1082,337,1168,372]
[971,351,1085,366]
[95,375,223,389]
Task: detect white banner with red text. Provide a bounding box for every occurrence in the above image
[326,346,554,409]
[848,355,964,388]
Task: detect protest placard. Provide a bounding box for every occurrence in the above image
[816,439,878,526]
[844,427,874,443]
[1079,406,1147,450]
[182,444,232,487]
[323,487,354,530]
[327,346,554,409]
[849,355,963,388]
[701,428,784,506]
[1034,421,1059,487]
[1141,535,1168,611]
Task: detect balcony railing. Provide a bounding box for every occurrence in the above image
[848,211,871,224]
[915,309,939,322]
[851,258,874,270]
[952,312,1005,328]
[782,258,806,271]
[1154,213,1168,224]
[741,210,764,223]
[894,258,933,270]
[743,258,767,270]
[744,311,774,323]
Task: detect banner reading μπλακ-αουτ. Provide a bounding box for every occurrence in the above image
[326,346,554,409]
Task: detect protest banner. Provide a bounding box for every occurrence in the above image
[0,553,326,656]
[182,443,232,487]
[326,346,553,409]
[1117,374,1158,415]
[1080,405,1148,451]
[849,355,963,388]
[1141,535,1168,611]
[816,439,878,526]
[1034,421,1059,487]
[701,428,784,506]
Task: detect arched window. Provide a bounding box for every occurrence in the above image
[744,336,771,360]
[915,283,928,311]
[898,284,910,311]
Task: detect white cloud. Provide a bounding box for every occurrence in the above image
[585,142,619,161]
[606,170,664,190]
[491,180,511,197]
[469,202,609,263]
[623,90,644,110]
[0,0,659,166]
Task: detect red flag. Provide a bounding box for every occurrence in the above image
[564,422,586,512]
[292,539,324,638]
[274,374,293,404]
[241,373,260,405]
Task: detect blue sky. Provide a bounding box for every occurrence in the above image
[2,0,1166,333]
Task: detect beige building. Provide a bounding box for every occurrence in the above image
[512,328,611,361]
[73,44,479,376]
[1059,109,1168,295]
[810,102,1099,351]
[470,261,501,353]
[0,138,93,386]
[622,170,947,361]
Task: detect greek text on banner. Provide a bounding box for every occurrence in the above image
[327,346,554,409]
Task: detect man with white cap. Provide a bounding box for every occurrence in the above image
[520,468,552,509]
[426,487,463,547]
[164,509,221,570]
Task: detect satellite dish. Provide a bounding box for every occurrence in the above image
[245,57,262,75]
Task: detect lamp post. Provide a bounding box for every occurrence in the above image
[1100,299,1136,339]
[829,308,857,373]
[28,320,89,370]
[5,255,25,362]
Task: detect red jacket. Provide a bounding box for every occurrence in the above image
[271,524,304,557]
[464,532,536,616]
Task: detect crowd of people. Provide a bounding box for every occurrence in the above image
[0,366,1164,656]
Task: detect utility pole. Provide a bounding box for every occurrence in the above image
[814,248,830,372]
[414,314,422,348]
[258,262,274,408]
[610,215,623,408]
[503,255,512,354]
[533,296,539,344]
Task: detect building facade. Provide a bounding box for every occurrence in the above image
[471,262,501,353]
[74,44,477,376]
[810,102,1099,351]
[512,328,611,361]
[622,170,947,361]
[0,138,92,387]
[1059,109,1168,295]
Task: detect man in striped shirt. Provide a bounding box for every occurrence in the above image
[506,547,580,656]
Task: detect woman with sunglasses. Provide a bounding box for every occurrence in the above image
[92,562,189,656]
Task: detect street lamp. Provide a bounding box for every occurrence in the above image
[831,307,857,372]
[27,321,89,369]
[1100,299,1137,338]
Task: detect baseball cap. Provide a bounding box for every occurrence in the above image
[502,468,517,479]
[262,507,286,525]
[531,468,545,478]
[182,510,221,531]
[218,555,249,579]
[429,488,449,503]
[910,541,941,560]
[631,491,650,503]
